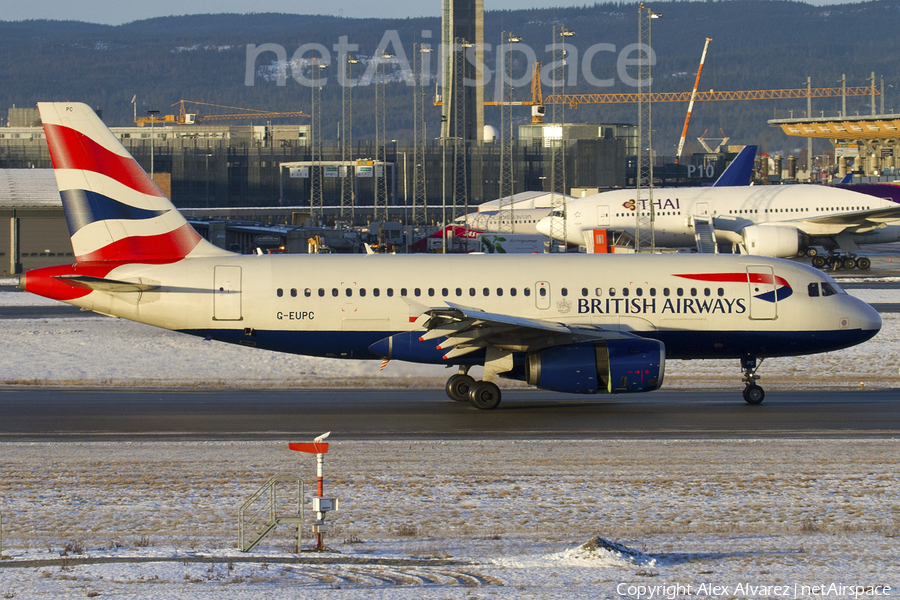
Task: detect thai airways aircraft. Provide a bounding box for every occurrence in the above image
[536,180,900,268]
[464,145,758,236]
[19,103,881,409]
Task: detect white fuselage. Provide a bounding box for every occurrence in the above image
[39,253,879,362]
[537,185,900,248]
[462,208,551,235]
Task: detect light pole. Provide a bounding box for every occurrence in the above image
[146,110,160,180]
[203,153,213,208]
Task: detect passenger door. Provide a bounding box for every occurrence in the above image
[213,265,242,321]
[747,265,777,320]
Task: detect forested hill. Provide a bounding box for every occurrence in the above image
[2,1,898,156]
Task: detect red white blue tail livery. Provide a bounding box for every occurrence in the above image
[39,102,227,263]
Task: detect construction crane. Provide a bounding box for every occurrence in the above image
[675,37,712,164]
[134,100,310,125]
[545,86,879,108]
[453,63,547,123]
[439,79,878,124]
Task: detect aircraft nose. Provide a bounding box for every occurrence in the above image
[535,217,551,236]
[857,298,882,333]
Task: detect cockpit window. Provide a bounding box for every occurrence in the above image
[808,283,820,297]
[550,209,565,218]
[821,282,838,297]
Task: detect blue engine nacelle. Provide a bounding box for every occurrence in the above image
[525,339,665,394]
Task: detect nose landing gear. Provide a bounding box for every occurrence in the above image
[741,356,765,405]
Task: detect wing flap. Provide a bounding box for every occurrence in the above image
[423,302,643,355]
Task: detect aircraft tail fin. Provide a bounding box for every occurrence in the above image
[712,145,757,187]
[38,102,230,263]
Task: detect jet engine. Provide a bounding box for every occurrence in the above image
[525,338,665,394]
[741,224,809,258]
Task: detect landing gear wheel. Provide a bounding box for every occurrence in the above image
[843,257,857,270]
[857,257,871,270]
[468,381,502,410]
[446,374,475,402]
[743,384,765,405]
[806,248,818,257]
[812,255,827,269]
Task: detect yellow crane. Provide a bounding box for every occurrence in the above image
[135,100,311,125]
[545,86,879,108]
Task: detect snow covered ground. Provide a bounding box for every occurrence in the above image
[0,279,898,598]
[1,440,898,598]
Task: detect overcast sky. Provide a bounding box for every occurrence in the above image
[2,0,866,25]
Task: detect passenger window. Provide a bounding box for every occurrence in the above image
[582,288,588,297]
[677,288,684,297]
[691,288,697,297]
[400,288,407,297]
[427,288,434,297]
[649,288,656,297]
[496,288,503,296]
[524,288,531,297]
[442,288,449,297]
[346,288,352,297]
[609,288,616,296]
[277,288,283,297]
[808,283,820,297]
[304,288,312,297]
[704,288,711,297]
[510,288,517,297]
[456,288,462,296]
[359,288,366,297]
[636,288,643,297]
[332,288,338,297]
[663,288,669,297]
[483,288,490,296]
[718,288,724,297]
[387,288,394,297]
[373,288,380,297]
[622,288,629,297]
[561,288,568,297]
[595,287,603,297]
[414,288,421,297]
[470,288,476,296]
[290,288,297,297]
[539,287,546,297]
[318,288,325,297]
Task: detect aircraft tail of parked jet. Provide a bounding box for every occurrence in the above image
[712,145,757,187]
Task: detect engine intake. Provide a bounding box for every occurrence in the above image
[526,339,665,394]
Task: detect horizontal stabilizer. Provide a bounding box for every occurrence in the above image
[52,274,160,293]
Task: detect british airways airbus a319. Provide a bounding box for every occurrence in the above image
[18,103,882,409]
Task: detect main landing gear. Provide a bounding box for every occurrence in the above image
[809,249,871,271]
[741,356,765,405]
[445,366,502,410]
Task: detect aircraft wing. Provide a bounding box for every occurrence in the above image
[799,205,900,226]
[420,302,642,359]
[713,205,900,237]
